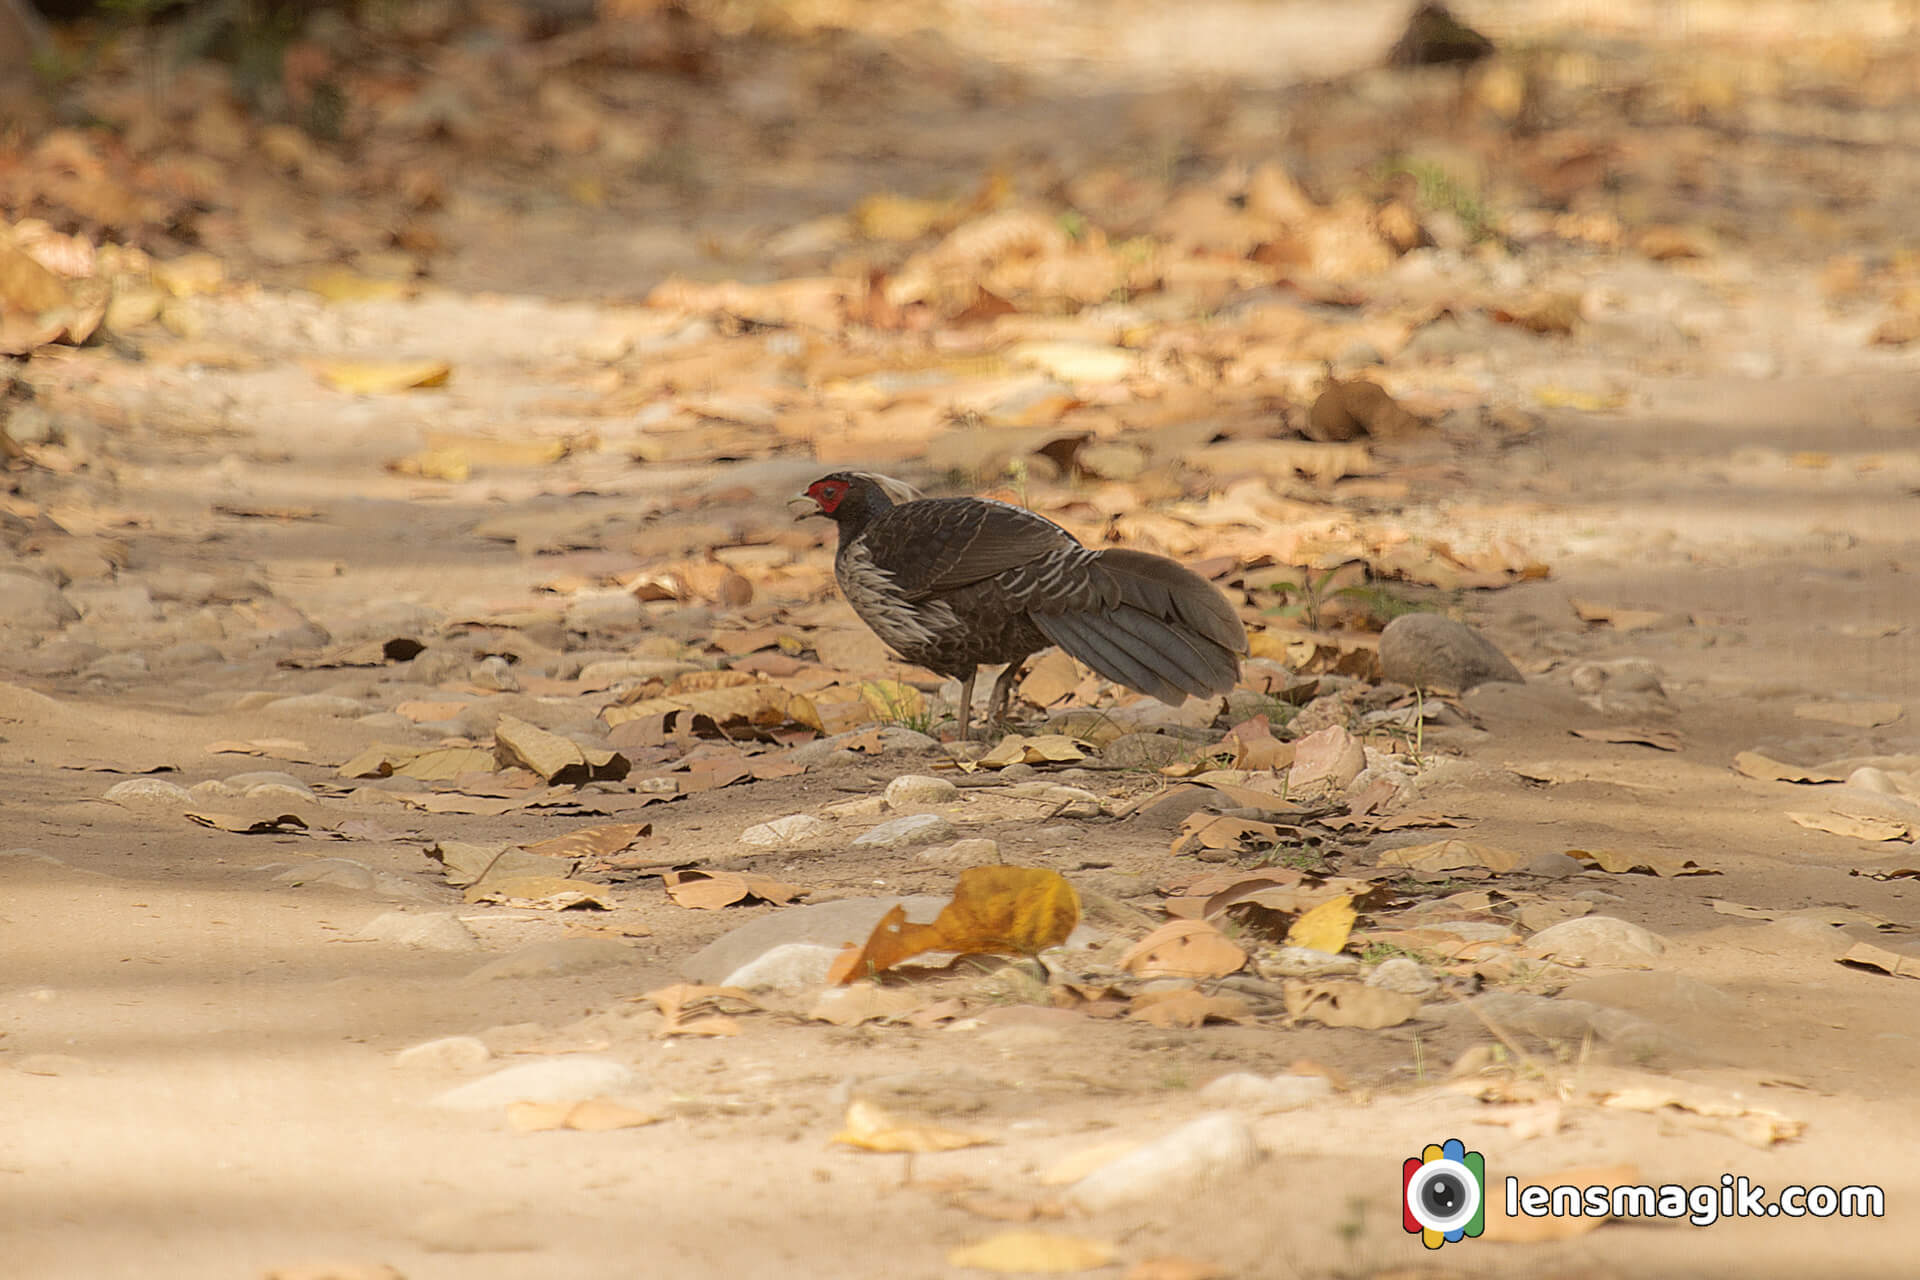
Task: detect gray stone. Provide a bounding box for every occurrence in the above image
[1198,1072,1334,1112]
[265,693,367,718]
[1366,957,1439,996]
[721,942,840,992]
[430,1055,637,1109]
[1523,851,1586,879]
[0,571,79,634]
[1527,915,1665,967]
[152,641,223,671]
[395,1035,493,1071]
[225,770,312,794]
[466,937,637,981]
[356,911,480,952]
[1102,732,1192,769]
[885,774,959,809]
[1567,658,1670,716]
[1379,613,1523,693]
[740,813,834,849]
[1256,946,1362,979]
[469,654,520,692]
[1066,1113,1260,1211]
[103,778,193,809]
[564,593,643,633]
[852,813,955,848]
[81,652,149,681]
[918,836,1001,867]
[682,895,951,983]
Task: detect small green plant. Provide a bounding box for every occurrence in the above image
[1360,940,1439,966]
[1263,841,1330,873]
[1264,566,1342,631]
[1381,157,1496,241]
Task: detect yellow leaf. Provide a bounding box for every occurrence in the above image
[837,867,1081,981]
[833,1100,990,1153]
[1284,894,1355,954]
[978,734,1089,768]
[311,359,451,393]
[304,268,410,303]
[947,1230,1117,1273]
[1117,919,1247,979]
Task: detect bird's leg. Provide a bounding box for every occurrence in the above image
[952,669,977,743]
[985,652,1033,733]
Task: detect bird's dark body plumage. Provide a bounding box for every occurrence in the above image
[798,473,1247,736]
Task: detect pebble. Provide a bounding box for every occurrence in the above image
[265,693,367,718]
[0,570,79,634]
[1523,851,1585,879]
[430,1055,638,1110]
[1198,1072,1334,1112]
[1568,658,1671,716]
[884,774,959,809]
[918,836,1001,867]
[1378,613,1523,693]
[394,1035,493,1071]
[466,937,636,981]
[1066,1113,1260,1211]
[1102,733,1192,769]
[563,593,643,633]
[1366,957,1439,996]
[355,912,480,952]
[720,941,840,992]
[1256,947,1362,979]
[469,655,520,692]
[852,813,955,848]
[1526,915,1665,967]
[740,813,835,849]
[103,778,193,810]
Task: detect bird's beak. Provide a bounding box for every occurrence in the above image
[787,492,823,520]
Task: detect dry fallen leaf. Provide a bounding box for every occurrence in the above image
[1565,847,1720,877]
[946,1230,1117,1273]
[1570,599,1668,632]
[494,714,629,785]
[833,1100,990,1154]
[1118,919,1248,979]
[1570,727,1683,752]
[978,734,1090,768]
[1839,941,1920,979]
[835,866,1081,981]
[1375,839,1525,873]
[465,875,614,910]
[1283,979,1421,1028]
[1284,894,1356,954]
[1788,811,1912,843]
[662,870,804,910]
[1793,701,1904,729]
[1733,751,1843,784]
[520,822,651,862]
[1127,987,1250,1029]
[309,359,451,393]
[506,1098,662,1132]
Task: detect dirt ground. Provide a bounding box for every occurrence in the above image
[4,2,1920,1277]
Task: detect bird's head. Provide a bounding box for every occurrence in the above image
[788,471,922,525]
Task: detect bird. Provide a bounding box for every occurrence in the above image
[793,471,1248,740]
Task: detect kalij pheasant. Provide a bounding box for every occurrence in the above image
[795,472,1248,738]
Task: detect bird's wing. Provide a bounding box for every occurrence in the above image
[861,498,1081,599]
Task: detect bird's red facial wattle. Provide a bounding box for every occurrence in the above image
[805,478,849,514]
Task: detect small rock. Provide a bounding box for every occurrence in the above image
[1198,1072,1334,1112]
[918,836,1001,867]
[997,762,1039,780]
[1523,851,1585,879]
[823,795,886,819]
[1066,1113,1259,1212]
[884,774,959,809]
[395,1035,493,1071]
[721,942,840,992]
[1256,947,1362,979]
[469,655,520,692]
[1379,613,1523,693]
[466,937,636,981]
[1288,724,1367,791]
[1366,957,1439,996]
[564,592,643,633]
[0,570,79,634]
[1102,732,1192,769]
[430,1055,637,1109]
[741,813,835,849]
[1568,658,1670,716]
[81,653,149,681]
[265,693,367,718]
[104,777,194,810]
[355,912,479,952]
[1527,915,1665,967]
[852,813,955,848]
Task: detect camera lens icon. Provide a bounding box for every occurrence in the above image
[1402,1139,1485,1247]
